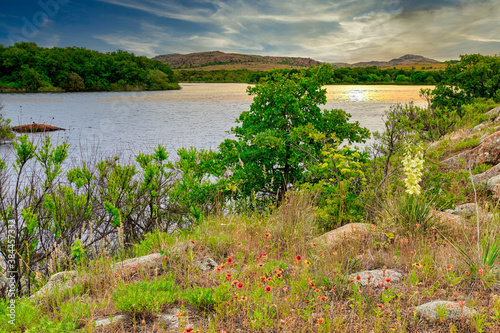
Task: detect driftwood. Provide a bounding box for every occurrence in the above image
[12,123,65,133]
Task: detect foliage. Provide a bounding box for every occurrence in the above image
[0,103,14,142]
[217,64,370,205]
[430,54,500,112]
[0,42,179,92]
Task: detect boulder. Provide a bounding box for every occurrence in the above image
[485,105,500,117]
[94,315,126,328]
[431,210,466,228]
[444,203,477,218]
[113,253,164,274]
[347,269,404,287]
[194,258,218,272]
[28,271,78,300]
[487,174,500,198]
[471,163,500,183]
[442,131,500,172]
[416,300,476,321]
[313,223,373,247]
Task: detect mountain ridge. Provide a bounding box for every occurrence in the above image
[153,51,441,70]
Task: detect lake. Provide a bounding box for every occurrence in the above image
[0,83,429,162]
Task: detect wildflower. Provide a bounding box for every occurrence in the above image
[258,263,263,267]
[377,304,383,309]
[356,275,362,281]
[261,253,268,258]
[221,264,226,269]
[175,312,182,317]
[410,251,414,255]
[413,263,421,268]
[232,280,239,285]
[309,282,315,288]
[384,277,392,283]
[314,289,320,293]
[319,253,324,256]
[265,286,271,293]
[216,267,221,272]
[305,260,311,266]
[320,296,327,301]
[465,271,470,275]
[282,287,288,292]
[331,286,335,291]
[163,256,168,260]
[276,273,282,278]
[240,296,247,301]
[458,301,465,307]
[378,282,383,288]
[479,269,484,274]
[402,143,424,195]
[332,251,338,255]
[190,240,196,244]
[238,242,242,246]
[311,243,316,247]
[295,255,302,261]
[227,257,233,264]
[446,265,452,271]
[267,277,272,281]
[266,233,270,238]
[415,223,421,227]
[371,224,376,228]
[317,318,324,324]
[260,276,266,281]
[237,282,244,289]
[226,273,232,278]
[185,327,193,333]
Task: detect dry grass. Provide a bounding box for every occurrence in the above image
[4,192,500,332]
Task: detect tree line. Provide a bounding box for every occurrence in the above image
[0,42,179,92]
[175,65,444,85]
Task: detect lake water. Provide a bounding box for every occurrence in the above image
[0,83,429,162]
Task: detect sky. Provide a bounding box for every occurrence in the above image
[0,0,499,63]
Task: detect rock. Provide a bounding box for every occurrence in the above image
[28,271,78,300]
[442,131,500,172]
[313,223,373,247]
[472,123,487,133]
[487,174,500,198]
[485,105,500,117]
[194,258,218,271]
[471,163,500,183]
[416,300,476,321]
[158,314,180,330]
[347,269,404,287]
[12,123,65,133]
[94,315,126,328]
[431,210,466,228]
[113,253,164,274]
[445,203,477,218]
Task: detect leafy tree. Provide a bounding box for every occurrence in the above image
[218,65,370,204]
[0,103,14,143]
[431,54,500,112]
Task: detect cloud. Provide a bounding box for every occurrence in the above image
[93,0,500,62]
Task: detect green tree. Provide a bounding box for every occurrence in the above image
[218,65,370,204]
[0,103,14,142]
[19,65,43,91]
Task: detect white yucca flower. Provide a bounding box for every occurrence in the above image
[402,144,424,195]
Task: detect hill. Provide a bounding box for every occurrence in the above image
[332,54,441,69]
[153,51,322,70]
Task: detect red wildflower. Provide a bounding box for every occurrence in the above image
[267,277,272,281]
[185,327,193,333]
[309,282,315,288]
[227,257,233,264]
[232,280,239,285]
[384,277,392,283]
[356,275,361,281]
[237,282,244,289]
[190,240,196,244]
[314,289,320,293]
[163,256,168,260]
[296,255,302,261]
[175,312,182,317]
[260,276,266,281]
[266,233,270,238]
[226,273,232,278]
[446,265,452,271]
[377,304,383,309]
[276,273,282,278]
[465,271,470,275]
[265,286,271,293]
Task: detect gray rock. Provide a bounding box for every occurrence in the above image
[416,300,476,321]
[485,105,500,117]
[347,269,404,287]
[94,314,126,328]
[158,314,180,329]
[472,163,500,184]
[194,258,218,271]
[28,270,78,300]
[472,123,488,133]
[113,253,164,273]
[487,174,500,198]
[445,203,477,218]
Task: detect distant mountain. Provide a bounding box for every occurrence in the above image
[153,51,322,70]
[332,54,440,68]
